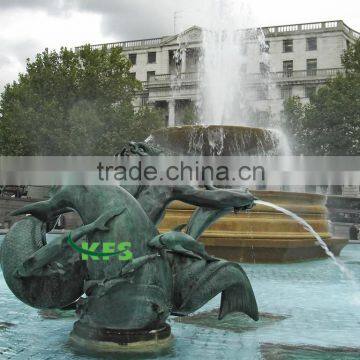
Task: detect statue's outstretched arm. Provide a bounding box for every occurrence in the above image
[172,186,255,210]
[16,208,124,277]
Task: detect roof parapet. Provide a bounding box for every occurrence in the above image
[263,20,359,38]
[75,20,359,52]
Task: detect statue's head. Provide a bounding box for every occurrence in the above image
[116,141,168,156]
[48,185,61,197]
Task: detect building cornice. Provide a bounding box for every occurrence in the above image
[75,20,359,52]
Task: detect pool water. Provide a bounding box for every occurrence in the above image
[1,239,360,360]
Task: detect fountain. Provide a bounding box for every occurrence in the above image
[0,1,354,357]
[152,0,347,263]
[150,127,347,262]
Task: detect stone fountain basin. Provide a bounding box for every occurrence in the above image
[159,190,348,263]
[149,125,286,155]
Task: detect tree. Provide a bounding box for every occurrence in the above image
[0,46,164,155]
[180,102,199,125]
[282,96,309,154]
[342,39,360,74]
[283,39,360,155]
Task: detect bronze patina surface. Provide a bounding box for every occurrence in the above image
[1,183,259,351]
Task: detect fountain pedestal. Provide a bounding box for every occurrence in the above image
[69,322,172,352]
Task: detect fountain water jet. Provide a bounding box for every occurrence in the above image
[254,200,353,279]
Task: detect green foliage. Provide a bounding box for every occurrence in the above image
[0,46,164,155]
[283,39,360,155]
[180,102,199,125]
[282,97,308,154]
[342,40,360,74]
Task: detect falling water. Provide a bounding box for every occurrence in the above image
[254,200,354,280]
[174,1,289,140]
[269,129,292,156]
[198,0,255,125]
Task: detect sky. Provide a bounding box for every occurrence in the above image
[0,0,359,92]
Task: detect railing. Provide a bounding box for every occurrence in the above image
[246,68,344,82]
[75,37,163,52]
[263,20,360,39]
[343,23,360,39]
[149,74,172,83]
[272,68,345,80]
[148,72,198,85]
[141,68,344,88]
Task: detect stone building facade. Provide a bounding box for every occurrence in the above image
[76,20,359,126]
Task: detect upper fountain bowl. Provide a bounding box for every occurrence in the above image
[149,125,289,156]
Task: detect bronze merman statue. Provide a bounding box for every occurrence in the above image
[1,143,259,352]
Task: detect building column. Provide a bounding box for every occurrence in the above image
[164,50,170,74]
[168,100,175,127]
[181,50,187,74]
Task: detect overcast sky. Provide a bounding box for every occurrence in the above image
[0,0,359,92]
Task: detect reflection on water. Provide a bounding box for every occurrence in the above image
[0,236,360,359]
[261,343,360,360]
[0,322,15,330]
[38,309,76,319]
[175,310,288,333]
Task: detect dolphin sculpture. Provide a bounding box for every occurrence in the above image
[148,229,218,262]
[0,209,121,309]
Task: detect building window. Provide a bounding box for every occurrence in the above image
[283,60,293,77]
[305,85,317,98]
[129,72,136,79]
[283,39,293,53]
[256,111,270,126]
[129,53,137,65]
[260,62,270,75]
[148,52,157,64]
[260,41,270,53]
[147,71,155,82]
[346,40,351,49]
[141,94,149,106]
[257,85,269,100]
[307,59,317,76]
[281,86,292,100]
[241,43,248,56]
[186,48,200,72]
[306,37,317,51]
